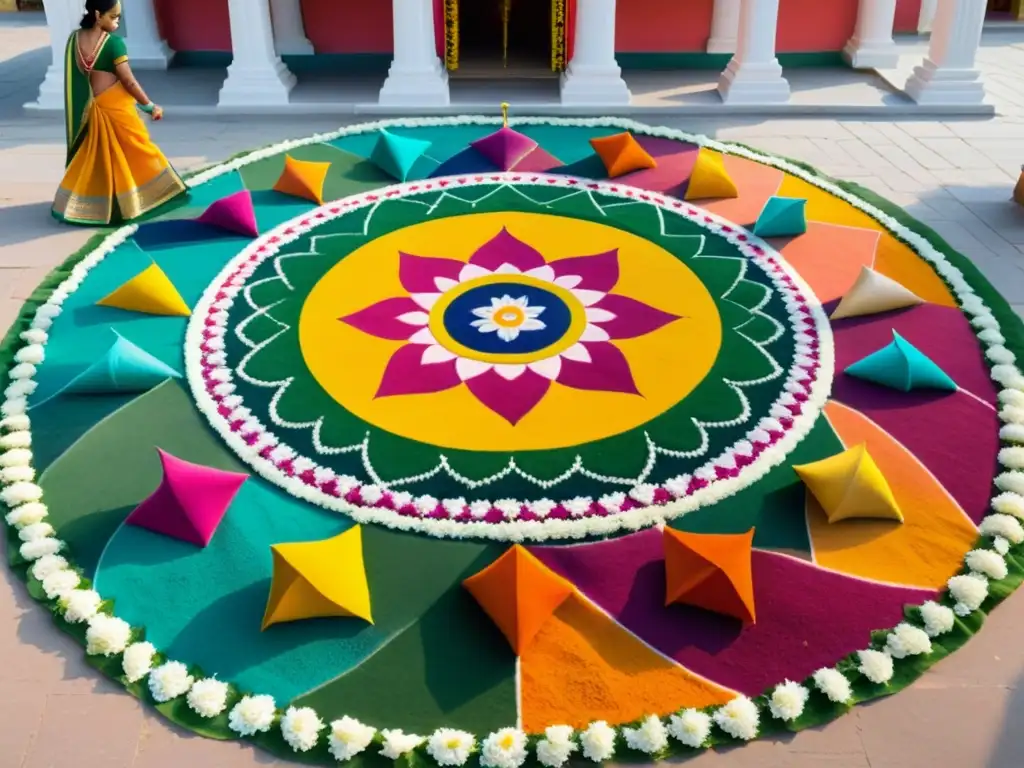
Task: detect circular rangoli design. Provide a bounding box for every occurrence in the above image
[3,117,1024,767]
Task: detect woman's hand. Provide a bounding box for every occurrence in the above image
[151,104,164,121]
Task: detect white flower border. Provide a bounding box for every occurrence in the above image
[3,116,1024,766]
[184,172,833,542]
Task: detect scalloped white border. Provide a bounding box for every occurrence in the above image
[184,172,833,542]
[3,116,1024,766]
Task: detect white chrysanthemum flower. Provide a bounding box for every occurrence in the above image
[379,729,425,760]
[41,568,80,599]
[19,536,62,561]
[228,694,277,736]
[857,649,894,684]
[992,492,1024,520]
[996,472,1024,497]
[0,414,30,432]
[768,680,809,721]
[480,728,528,768]
[328,716,376,761]
[667,709,711,748]
[0,465,34,484]
[812,667,852,703]
[17,521,53,542]
[5,501,47,528]
[1001,388,1024,408]
[965,549,1008,580]
[280,706,324,752]
[29,553,67,581]
[885,623,933,659]
[148,661,194,702]
[713,696,759,740]
[580,721,617,762]
[187,678,230,718]
[122,641,156,683]
[0,447,32,467]
[948,573,989,615]
[1000,447,1024,470]
[622,715,668,755]
[61,589,102,623]
[85,614,132,656]
[1002,406,1024,425]
[1002,424,1024,444]
[919,601,955,637]
[426,728,476,766]
[0,430,30,450]
[536,725,577,767]
[2,481,42,506]
[980,513,1024,544]
[563,497,592,517]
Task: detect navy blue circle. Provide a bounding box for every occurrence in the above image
[443,282,572,355]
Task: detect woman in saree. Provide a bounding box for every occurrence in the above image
[53,0,187,226]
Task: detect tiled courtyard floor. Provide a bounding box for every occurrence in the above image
[2,12,1024,768]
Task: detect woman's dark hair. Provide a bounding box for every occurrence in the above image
[80,0,118,29]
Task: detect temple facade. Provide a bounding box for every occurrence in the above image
[31,0,992,110]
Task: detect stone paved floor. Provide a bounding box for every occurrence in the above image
[3,13,1024,768]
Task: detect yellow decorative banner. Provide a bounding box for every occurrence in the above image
[444,0,459,70]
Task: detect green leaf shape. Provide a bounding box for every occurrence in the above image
[38,380,246,577]
[238,143,393,202]
[733,313,784,346]
[571,426,654,483]
[366,198,447,238]
[725,279,771,314]
[238,310,307,385]
[670,413,843,554]
[686,255,746,300]
[362,428,448,485]
[293,543,516,734]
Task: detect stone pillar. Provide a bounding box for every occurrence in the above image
[122,0,172,70]
[707,0,741,54]
[918,0,937,33]
[904,0,987,105]
[717,0,790,104]
[270,0,314,55]
[25,0,81,111]
[219,0,296,107]
[560,0,631,105]
[378,0,449,106]
[843,0,899,69]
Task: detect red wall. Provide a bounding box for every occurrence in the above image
[154,0,914,56]
[616,0,714,52]
[777,0,858,52]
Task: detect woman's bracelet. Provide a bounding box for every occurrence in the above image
[138,102,155,114]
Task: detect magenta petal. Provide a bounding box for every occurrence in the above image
[341,297,424,340]
[551,250,620,292]
[469,227,547,272]
[375,344,461,397]
[557,342,640,395]
[399,252,464,293]
[592,294,680,339]
[465,369,551,425]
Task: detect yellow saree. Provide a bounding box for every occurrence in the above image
[52,31,187,226]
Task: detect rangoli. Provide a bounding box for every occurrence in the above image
[2,117,1023,767]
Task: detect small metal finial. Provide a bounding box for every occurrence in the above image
[501,102,509,127]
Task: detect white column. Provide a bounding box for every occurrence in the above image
[560,0,631,105]
[717,0,790,104]
[378,0,449,106]
[904,0,987,105]
[219,0,296,107]
[25,0,81,111]
[270,0,314,56]
[707,0,741,54]
[122,0,172,70]
[843,0,899,69]
[918,0,937,33]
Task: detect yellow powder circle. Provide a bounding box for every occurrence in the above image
[299,211,722,452]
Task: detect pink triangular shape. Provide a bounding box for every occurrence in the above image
[196,190,259,238]
[125,449,248,547]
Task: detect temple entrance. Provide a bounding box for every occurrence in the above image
[448,0,561,77]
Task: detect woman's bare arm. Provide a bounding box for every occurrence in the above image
[114,61,152,106]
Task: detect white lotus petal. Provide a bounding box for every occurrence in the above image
[396,311,429,326]
[410,293,440,310]
[495,263,522,275]
[456,358,492,380]
[580,324,611,342]
[496,327,520,342]
[573,289,606,307]
[585,307,617,323]
[554,275,582,289]
[421,345,458,365]
[459,264,491,282]
[561,343,592,363]
[434,277,459,292]
[408,327,437,345]
[526,265,556,282]
[529,356,562,380]
[495,364,527,380]
[521,319,546,331]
